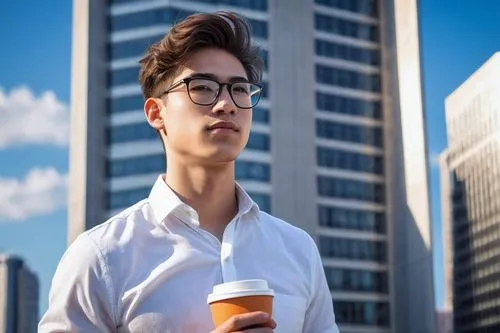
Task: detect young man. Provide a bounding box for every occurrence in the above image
[39,11,339,333]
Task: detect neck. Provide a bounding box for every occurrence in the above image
[164,158,238,240]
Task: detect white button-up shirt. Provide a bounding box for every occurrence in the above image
[39,175,339,333]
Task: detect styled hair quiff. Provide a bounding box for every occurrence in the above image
[139,11,263,99]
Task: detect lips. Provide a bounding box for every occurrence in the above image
[207,121,239,132]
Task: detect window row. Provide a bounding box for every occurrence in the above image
[111,0,268,11]
[107,123,271,151]
[316,92,382,119]
[316,65,381,92]
[315,39,380,65]
[317,176,385,203]
[316,119,383,147]
[320,236,387,262]
[318,205,385,233]
[324,267,388,293]
[315,0,378,18]
[334,300,390,326]
[315,13,379,42]
[317,146,383,174]
[110,8,268,38]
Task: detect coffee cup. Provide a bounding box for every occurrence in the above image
[207,279,274,327]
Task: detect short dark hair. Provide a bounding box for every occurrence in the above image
[139,11,263,99]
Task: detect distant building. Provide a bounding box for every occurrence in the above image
[436,308,453,333]
[0,254,39,333]
[69,0,435,331]
[441,52,500,332]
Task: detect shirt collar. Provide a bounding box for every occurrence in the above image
[148,175,260,226]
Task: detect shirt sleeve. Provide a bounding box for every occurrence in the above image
[38,233,117,332]
[302,236,340,333]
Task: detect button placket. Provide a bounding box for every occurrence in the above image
[220,217,238,282]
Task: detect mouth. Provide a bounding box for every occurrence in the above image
[206,121,239,132]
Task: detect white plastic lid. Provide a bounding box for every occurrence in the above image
[207,279,274,304]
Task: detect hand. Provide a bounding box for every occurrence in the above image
[210,311,277,332]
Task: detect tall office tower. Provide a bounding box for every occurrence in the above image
[440,52,500,333]
[69,0,435,331]
[0,254,39,333]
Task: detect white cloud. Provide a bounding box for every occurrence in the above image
[430,151,441,168]
[0,168,68,222]
[0,86,68,149]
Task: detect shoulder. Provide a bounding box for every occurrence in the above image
[258,211,317,250]
[82,199,153,251]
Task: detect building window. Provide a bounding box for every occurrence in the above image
[316,65,380,92]
[248,192,271,213]
[315,0,378,17]
[319,236,387,262]
[110,0,268,10]
[315,39,380,65]
[235,161,270,181]
[108,187,151,210]
[334,301,390,326]
[314,13,379,41]
[317,176,384,203]
[317,147,383,174]
[109,8,193,32]
[107,155,165,177]
[324,267,388,293]
[107,122,157,143]
[316,92,381,119]
[316,119,383,147]
[109,34,164,60]
[246,132,270,151]
[318,205,385,233]
[109,95,144,114]
[109,66,140,87]
[253,107,270,124]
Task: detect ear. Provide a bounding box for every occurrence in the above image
[144,97,165,131]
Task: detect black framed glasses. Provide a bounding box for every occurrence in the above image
[160,77,263,109]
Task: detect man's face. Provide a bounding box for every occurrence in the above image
[157,48,253,166]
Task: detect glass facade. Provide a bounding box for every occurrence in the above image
[315,0,378,17]
[315,13,378,41]
[317,147,383,174]
[315,40,380,65]
[334,301,390,326]
[316,119,383,147]
[325,267,388,292]
[319,236,387,263]
[316,65,380,92]
[314,2,390,327]
[318,206,385,233]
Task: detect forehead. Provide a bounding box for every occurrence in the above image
[178,48,248,81]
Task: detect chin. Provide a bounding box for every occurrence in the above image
[201,146,242,164]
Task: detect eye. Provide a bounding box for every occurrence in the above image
[232,84,250,95]
[190,84,215,93]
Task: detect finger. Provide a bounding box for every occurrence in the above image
[217,311,270,332]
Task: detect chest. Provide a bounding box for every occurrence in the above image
[116,246,309,333]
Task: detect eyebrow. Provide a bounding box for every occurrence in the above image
[188,72,250,83]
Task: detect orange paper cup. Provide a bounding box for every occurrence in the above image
[207,279,274,327]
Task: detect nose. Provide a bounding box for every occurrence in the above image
[212,85,236,114]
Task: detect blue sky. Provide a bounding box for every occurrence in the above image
[0,0,499,317]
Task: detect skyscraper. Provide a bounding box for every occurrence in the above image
[0,254,39,333]
[441,52,500,332]
[69,0,435,331]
